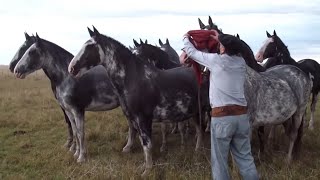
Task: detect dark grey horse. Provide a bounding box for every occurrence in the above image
[68,26,204,176]
[158,38,180,64]
[256,30,320,130]
[13,33,120,163]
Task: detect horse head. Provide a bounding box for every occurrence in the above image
[9,32,36,73]
[14,33,47,79]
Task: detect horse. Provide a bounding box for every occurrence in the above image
[198,16,223,34]
[256,30,320,130]
[68,26,204,176]
[13,33,120,163]
[132,42,211,149]
[9,32,77,150]
[197,18,312,158]
[158,38,180,64]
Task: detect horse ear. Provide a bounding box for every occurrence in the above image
[198,18,205,29]
[166,38,169,45]
[140,38,144,44]
[92,25,100,35]
[236,34,240,39]
[133,39,139,47]
[145,39,148,44]
[208,16,214,27]
[159,39,163,46]
[24,32,31,41]
[35,33,43,48]
[88,27,94,37]
[266,31,272,38]
[273,30,277,36]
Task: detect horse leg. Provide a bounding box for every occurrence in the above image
[293,111,306,158]
[267,125,276,149]
[190,117,203,151]
[73,110,86,163]
[178,121,185,146]
[258,126,265,152]
[287,112,303,163]
[171,122,178,134]
[160,122,167,152]
[123,120,137,153]
[205,111,211,132]
[309,92,318,130]
[135,117,153,177]
[61,107,74,149]
[64,111,79,155]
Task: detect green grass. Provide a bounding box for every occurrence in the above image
[1,68,320,179]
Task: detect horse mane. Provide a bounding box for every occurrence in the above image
[41,38,74,66]
[96,34,159,70]
[239,39,265,72]
[274,35,291,57]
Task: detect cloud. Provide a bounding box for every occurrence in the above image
[1,0,320,64]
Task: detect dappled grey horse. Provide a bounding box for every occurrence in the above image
[68,26,204,176]
[256,30,320,130]
[9,33,75,149]
[198,17,312,159]
[13,33,120,163]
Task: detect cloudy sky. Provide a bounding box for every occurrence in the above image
[1,0,320,65]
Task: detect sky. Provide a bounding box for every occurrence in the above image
[1,0,320,65]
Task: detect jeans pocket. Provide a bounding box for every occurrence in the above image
[213,122,232,139]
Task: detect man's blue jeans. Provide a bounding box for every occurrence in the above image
[211,114,259,180]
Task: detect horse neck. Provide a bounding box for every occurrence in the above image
[101,44,158,91]
[165,47,179,63]
[274,46,298,67]
[42,42,73,86]
[241,43,266,72]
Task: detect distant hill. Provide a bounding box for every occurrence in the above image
[0,65,9,69]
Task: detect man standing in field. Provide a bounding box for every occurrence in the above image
[181,30,259,180]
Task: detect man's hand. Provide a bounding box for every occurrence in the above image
[210,29,219,41]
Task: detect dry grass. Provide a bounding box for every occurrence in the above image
[1,66,320,179]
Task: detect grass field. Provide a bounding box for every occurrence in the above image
[1,66,320,179]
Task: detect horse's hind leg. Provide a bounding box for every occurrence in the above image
[123,120,137,153]
[61,107,73,149]
[293,111,306,158]
[178,122,185,146]
[309,92,318,130]
[190,117,203,151]
[258,126,265,152]
[205,111,211,132]
[160,122,167,152]
[287,112,304,163]
[171,122,178,134]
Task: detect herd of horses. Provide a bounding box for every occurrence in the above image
[8,16,320,176]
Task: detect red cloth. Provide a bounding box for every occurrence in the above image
[187,30,219,53]
[183,30,219,85]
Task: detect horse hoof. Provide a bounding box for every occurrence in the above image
[64,140,73,149]
[160,146,167,152]
[74,151,80,158]
[141,168,151,177]
[69,143,76,152]
[122,146,131,153]
[77,156,86,163]
[308,125,314,131]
